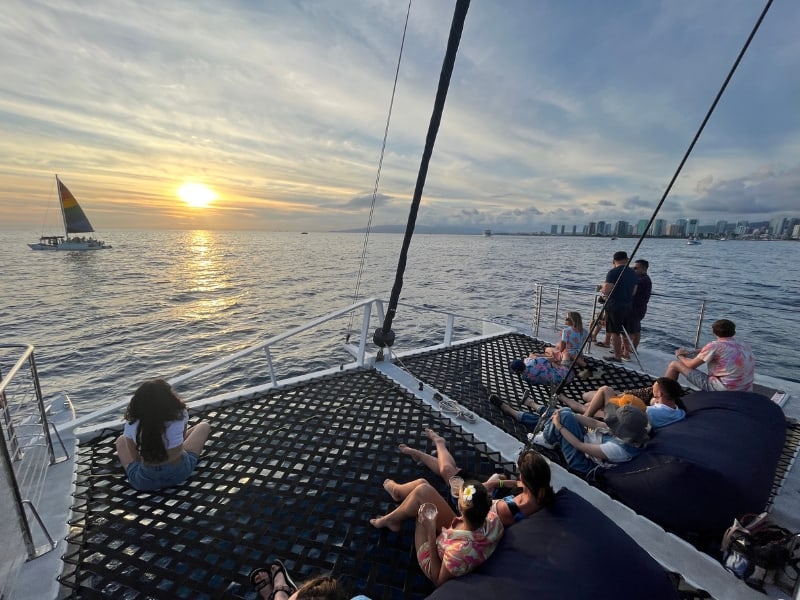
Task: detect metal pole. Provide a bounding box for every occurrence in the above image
[694,300,707,350]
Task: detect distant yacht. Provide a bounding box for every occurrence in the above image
[483,228,492,237]
[687,236,702,245]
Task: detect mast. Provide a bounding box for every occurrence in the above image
[373,0,471,349]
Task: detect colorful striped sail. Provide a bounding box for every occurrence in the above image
[58,177,95,233]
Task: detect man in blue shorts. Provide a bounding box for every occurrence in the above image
[600,251,638,363]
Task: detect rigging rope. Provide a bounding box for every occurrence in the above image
[374,0,472,349]
[345,0,413,344]
[547,0,775,404]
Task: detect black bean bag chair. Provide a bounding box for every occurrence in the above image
[428,488,677,600]
[599,391,786,537]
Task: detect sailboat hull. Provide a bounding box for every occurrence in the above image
[28,236,111,251]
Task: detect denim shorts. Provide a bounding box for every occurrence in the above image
[126,451,199,491]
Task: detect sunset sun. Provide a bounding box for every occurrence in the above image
[178,182,217,208]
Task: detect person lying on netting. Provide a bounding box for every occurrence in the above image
[390,428,555,527]
[509,351,572,386]
[370,477,503,586]
[531,400,650,477]
[559,377,687,429]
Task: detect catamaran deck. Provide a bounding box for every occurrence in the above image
[48,334,800,598]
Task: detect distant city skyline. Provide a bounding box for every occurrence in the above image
[545,215,800,239]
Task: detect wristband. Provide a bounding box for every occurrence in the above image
[498,479,504,489]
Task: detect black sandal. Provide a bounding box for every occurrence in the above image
[269,586,295,600]
[248,566,272,595]
[270,559,298,594]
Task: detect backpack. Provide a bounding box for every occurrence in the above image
[721,512,799,592]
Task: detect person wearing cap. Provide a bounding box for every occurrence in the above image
[535,403,649,475]
[599,251,638,362]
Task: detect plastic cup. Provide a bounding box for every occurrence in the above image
[418,502,438,523]
[448,475,464,500]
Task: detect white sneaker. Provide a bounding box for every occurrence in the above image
[529,432,556,449]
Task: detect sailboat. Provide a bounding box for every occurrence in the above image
[28,176,111,251]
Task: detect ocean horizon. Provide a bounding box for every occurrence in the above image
[2,229,797,415]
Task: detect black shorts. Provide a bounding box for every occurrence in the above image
[605,305,629,333]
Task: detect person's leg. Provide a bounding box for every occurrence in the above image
[371,481,453,532]
[583,386,616,418]
[550,409,595,474]
[631,331,641,349]
[560,394,586,415]
[404,428,461,482]
[115,435,140,469]
[381,478,427,502]
[183,421,210,455]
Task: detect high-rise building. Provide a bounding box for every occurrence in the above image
[597,221,606,236]
[674,219,688,237]
[550,224,558,235]
[614,221,629,236]
[735,220,749,235]
[653,219,666,237]
[588,222,597,236]
[637,219,650,235]
[560,225,565,235]
[688,219,699,236]
[715,220,728,235]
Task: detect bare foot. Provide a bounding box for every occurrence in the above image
[522,395,540,410]
[370,515,401,533]
[399,444,425,464]
[382,478,403,502]
[424,428,445,445]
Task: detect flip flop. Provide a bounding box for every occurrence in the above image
[271,559,298,594]
[249,566,272,595]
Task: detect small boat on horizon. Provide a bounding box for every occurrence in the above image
[483,228,492,237]
[29,176,111,251]
[686,236,702,245]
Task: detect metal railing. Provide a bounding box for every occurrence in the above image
[0,344,66,593]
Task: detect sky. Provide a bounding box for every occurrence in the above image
[1,0,798,234]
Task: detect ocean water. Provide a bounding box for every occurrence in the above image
[2,230,798,414]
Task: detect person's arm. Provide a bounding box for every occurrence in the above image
[552,412,607,460]
[674,348,705,369]
[574,413,605,429]
[426,526,452,586]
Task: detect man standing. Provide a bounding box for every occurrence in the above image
[625,259,652,354]
[600,251,638,363]
[664,319,755,391]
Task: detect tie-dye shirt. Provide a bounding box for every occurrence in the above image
[523,356,570,385]
[697,337,755,392]
[436,511,503,577]
[561,326,588,360]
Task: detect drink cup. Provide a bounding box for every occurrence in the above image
[448,475,464,500]
[418,502,438,524]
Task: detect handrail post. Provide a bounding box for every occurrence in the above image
[357,303,372,366]
[694,300,707,350]
[444,314,455,347]
[29,353,57,464]
[533,284,543,338]
[553,286,561,332]
[265,347,277,386]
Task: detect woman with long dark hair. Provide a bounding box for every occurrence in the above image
[115,379,210,491]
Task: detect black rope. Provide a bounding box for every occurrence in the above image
[547,0,775,405]
[345,0,413,344]
[374,0,471,349]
